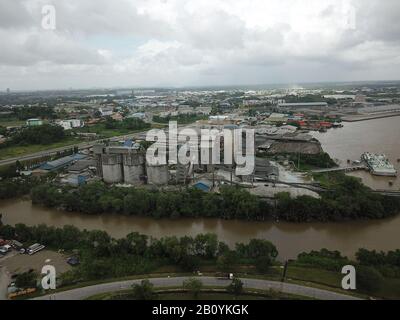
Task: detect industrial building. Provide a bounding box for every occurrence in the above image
[26,119,43,127]
[94,144,152,185]
[278,102,328,109]
[57,119,85,130]
[37,154,87,172]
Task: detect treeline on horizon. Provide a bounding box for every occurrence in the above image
[28,173,400,222]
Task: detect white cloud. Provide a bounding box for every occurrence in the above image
[0,0,399,89]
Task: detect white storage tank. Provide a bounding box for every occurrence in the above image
[123,153,145,184]
[102,154,123,183]
[146,164,169,185]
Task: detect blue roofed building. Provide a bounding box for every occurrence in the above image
[39,154,87,172]
[193,180,213,192]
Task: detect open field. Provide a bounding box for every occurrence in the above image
[0,119,25,127]
[0,137,80,160]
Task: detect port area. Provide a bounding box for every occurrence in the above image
[362,153,397,177]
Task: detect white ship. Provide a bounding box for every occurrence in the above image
[361,152,397,177]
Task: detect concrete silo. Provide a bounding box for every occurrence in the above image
[102,154,123,183]
[146,164,169,185]
[123,152,145,185]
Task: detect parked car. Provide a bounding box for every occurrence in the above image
[26,243,45,255]
[67,256,80,266]
[0,245,12,255]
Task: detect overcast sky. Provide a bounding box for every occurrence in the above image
[0,0,400,90]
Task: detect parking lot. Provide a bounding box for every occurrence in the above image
[1,250,72,275]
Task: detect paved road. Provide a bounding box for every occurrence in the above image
[0,122,176,167]
[0,131,147,167]
[34,276,361,300]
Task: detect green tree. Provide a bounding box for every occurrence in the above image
[217,251,237,271]
[183,278,203,299]
[132,279,155,300]
[357,266,384,293]
[226,278,244,297]
[15,271,38,289]
[255,255,272,273]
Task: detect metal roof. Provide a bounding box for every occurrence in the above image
[40,154,87,171]
[278,102,328,107]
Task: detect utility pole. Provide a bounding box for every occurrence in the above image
[212,164,215,187]
[281,260,289,282]
[297,152,300,170]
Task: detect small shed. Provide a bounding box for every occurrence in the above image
[193,180,213,192]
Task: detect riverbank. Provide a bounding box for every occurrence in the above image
[342,112,400,122]
[313,116,400,191]
[2,199,400,260]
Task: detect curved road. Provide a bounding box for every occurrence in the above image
[33,276,361,300]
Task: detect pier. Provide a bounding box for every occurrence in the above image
[311,165,367,174]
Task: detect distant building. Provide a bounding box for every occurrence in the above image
[26,119,43,127]
[99,107,114,117]
[193,180,213,192]
[57,119,84,130]
[129,112,146,120]
[355,95,367,104]
[278,102,328,109]
[68,159,97,174]
[37,154,87,173]
[267,113,289,123]
[6,88,10,94]
[111,113,124,121]
[209,115,228,121]
[195,107,212,115]
[60,173,89,186]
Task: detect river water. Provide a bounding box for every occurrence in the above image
[313,116,400,190]
[1,117,400,260]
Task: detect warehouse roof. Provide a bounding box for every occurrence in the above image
[68,159,97,173]
[278,102,328,107]
[40,154,87,171]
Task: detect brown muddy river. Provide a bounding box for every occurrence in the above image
[1,199,400,261]
[1,117,400,260]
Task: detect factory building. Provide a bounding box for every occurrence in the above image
[123,153,145,184]
[26,119,43,127]
[278,102,328,110]
[57,119,85,130]
[146,163,169,185]
[93,143,148,185]
[37,154,87,172]
[102,153,123,184]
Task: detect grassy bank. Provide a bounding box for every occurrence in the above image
[0,118,26,127]
[0,137,80,160]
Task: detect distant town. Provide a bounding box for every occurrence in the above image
[1,82,399,190]
[1,81,400,301]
